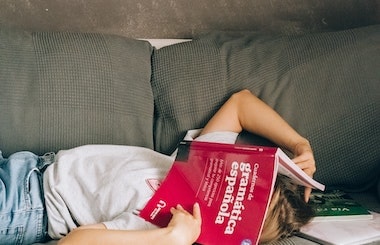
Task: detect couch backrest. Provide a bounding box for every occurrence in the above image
[0,29,154,156]
[151,25,380,191]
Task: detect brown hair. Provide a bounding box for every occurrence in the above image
[259,174,315,243]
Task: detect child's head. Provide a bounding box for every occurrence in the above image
[259,174,315,243]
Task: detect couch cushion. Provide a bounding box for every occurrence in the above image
[151,25,380,191]
[0,29,154,156]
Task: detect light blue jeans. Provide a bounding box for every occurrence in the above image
[0,151,53,244]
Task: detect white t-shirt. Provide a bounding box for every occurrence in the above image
[43,130,238,239]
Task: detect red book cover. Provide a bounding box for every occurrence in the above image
[140,141,325,245]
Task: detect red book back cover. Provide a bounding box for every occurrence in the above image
[140,141,277,245]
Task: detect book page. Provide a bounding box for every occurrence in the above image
[276,149,325,191]
[299,212,380,245]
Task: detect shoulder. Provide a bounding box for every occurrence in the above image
[183,129,238,144]
[195,131,238,144]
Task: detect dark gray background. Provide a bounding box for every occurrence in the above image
[1,0,379,38]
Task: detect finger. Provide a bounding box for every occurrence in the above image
[301,167,315,178]
[304,187,312,202]
[170,206,177,215]
[192,203,201,221]
[294,159,312,167]
[170,205,184,215]
[293,158,315,170]
[292,155,308,164]
[294,161,316,174]
[293,151,314,161]
[171,204,189,217]
[176,204,185,211]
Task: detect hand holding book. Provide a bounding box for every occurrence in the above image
[140,141,325,245]
[167,203,202,245]
[291,140,316,202]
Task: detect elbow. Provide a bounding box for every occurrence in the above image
[57,230,84,245]
[229,89,254,109]
[231,89,252,100]
[227,89,254,132]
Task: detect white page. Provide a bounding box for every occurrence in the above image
[299,212,380,245]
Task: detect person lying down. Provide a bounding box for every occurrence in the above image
[0,89,316,245]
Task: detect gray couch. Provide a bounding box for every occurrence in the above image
[0,1,379,244]
[1,25,379,245]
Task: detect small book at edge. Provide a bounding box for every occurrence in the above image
[298,212,380,245]
[308,189,373,222]
[140,141,325,245]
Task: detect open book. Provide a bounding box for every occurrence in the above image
[140,141,325,245]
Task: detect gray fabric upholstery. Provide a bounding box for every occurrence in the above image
[151,25,380,191]
[0,29,154,157]
[0,27,378,245]
[151,38,230,155]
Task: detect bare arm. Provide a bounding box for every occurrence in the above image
[58,203,201,245]
[201,89,316,200]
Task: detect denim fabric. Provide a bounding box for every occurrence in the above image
[0,151,51,244]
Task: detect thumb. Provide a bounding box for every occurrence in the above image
[192,203,201,221]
